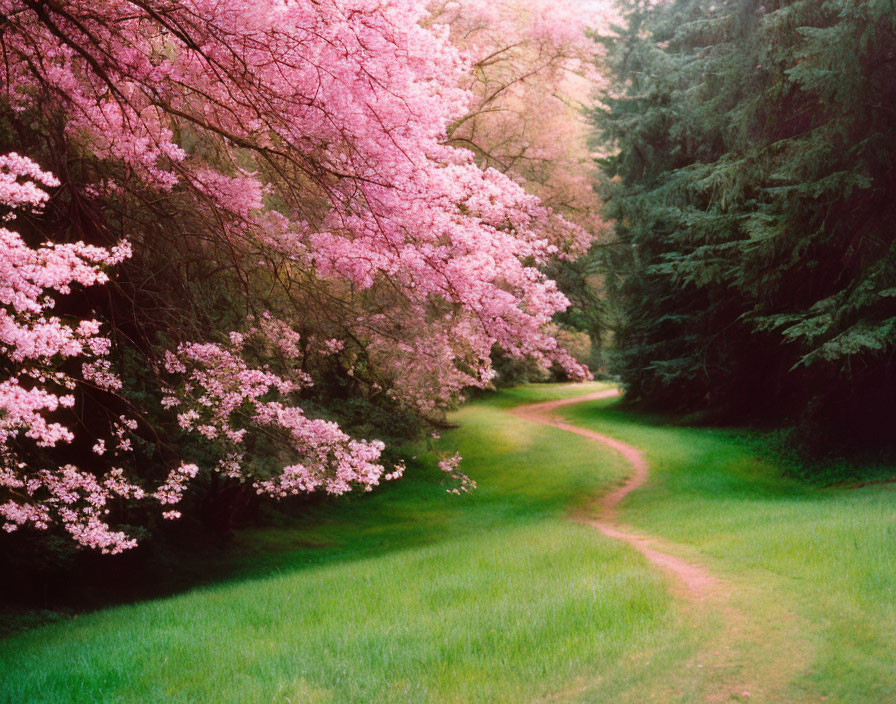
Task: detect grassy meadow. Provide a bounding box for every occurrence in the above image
[1,382,894,703]
[0,383,688,703]
[558,397,896,703]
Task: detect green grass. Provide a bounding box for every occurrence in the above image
[559,398,896,703]
[3,382,894,703]
[0,382,687,704]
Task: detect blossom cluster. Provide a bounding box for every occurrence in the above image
[0,0,598,552]
[438,452,476,495]
[162,323,403,499]
[0,154,137,552]
[0,0,590,406]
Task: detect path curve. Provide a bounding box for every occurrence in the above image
[512,389,818,703]
[511,389,720,599]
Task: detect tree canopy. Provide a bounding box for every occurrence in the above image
[0,0,600,552]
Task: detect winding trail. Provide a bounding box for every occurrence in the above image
[511,388,721,599]
[513,388,815,702]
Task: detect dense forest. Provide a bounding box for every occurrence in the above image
[590,0,896,449]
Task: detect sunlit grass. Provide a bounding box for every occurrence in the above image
[0,382,685,704]
[560,398,896,703]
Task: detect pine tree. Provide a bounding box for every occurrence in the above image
[593,0,896,447]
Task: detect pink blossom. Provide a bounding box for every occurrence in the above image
[0,0,595,553]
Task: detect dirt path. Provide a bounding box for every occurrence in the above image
[513,389,814,703]
[511,389,721,599]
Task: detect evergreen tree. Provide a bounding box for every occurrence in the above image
[593,0,896,447]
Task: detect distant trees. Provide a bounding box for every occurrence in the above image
[431,0,605,236]
[593,0,896,446]
[429,0,613,372]
[0,0,597,551]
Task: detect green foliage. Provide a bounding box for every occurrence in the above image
[593,0,896,446]
[0,384,686,703]
[545,251,610,373]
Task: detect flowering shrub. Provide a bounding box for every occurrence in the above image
[0,154,137,551]
[0,0,595,551]
[161,324,402,499]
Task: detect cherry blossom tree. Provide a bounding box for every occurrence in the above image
[428,0,617,372]
[0,153,136,551]
[0,0,592,550]
[429,0,614,238]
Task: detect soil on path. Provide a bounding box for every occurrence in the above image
[511,389,721,599]
[511,388,813,703]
